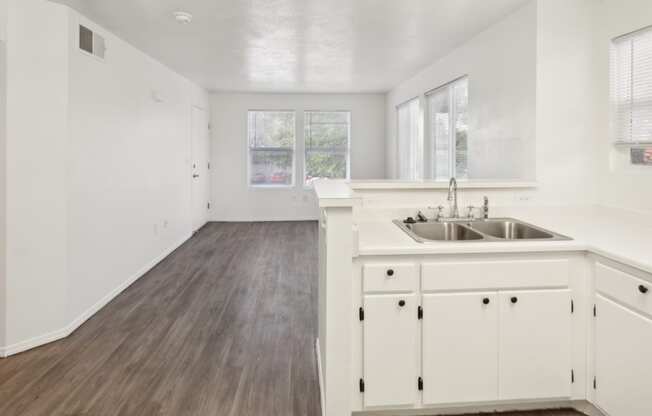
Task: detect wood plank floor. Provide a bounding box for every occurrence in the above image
[0,222,586,416]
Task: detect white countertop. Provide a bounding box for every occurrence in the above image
[356,206,652,274]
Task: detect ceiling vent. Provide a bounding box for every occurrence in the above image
[79,25,106,59]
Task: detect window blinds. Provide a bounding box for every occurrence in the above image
[612,26,652,143]
[396,98,422,180]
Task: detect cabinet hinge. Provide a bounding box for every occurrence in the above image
[593,304,597,317]
[571,369,575,383]
[593,376,597,390]
[208,162,211,170]
[571,299,574,314]
[418,306,423,320]
[359,378,365,393]
[359,307,364,321]
[418,377,423,391]
[207,202,211,210]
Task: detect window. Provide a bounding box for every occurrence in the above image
[427,76,469,180]
[396,98,422,180]
[304,111,351,185]
[248,111,296,186]
[611,26,652,143]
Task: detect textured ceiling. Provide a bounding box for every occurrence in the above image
[52,0,531,93]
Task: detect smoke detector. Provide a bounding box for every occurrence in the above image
[173,11,193,24]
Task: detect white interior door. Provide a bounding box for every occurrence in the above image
[191,106,210,232]
[422,292,499,405]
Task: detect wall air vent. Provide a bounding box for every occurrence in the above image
[79,25,106,59]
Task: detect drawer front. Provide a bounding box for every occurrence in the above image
[422,259,570,292]
[596,262,652,317]
[363,263,418,293]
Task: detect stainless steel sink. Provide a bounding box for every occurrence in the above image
[394,217,571,243]
[400,222,485,242]
[466,219,557,240]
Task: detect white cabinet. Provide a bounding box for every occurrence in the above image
[422,292,499,405]
[498,289,572,400]
[362,294,418,408]
[595,295,652,416]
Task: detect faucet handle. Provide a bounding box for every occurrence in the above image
[428,205,445,221]
[466,205,475,219]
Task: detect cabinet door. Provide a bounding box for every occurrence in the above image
[499,289,572,400]
[363,294,417,408]
[422,292,498,405]
[595,295,652,416]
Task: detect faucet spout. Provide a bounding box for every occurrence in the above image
[447,177,459,218]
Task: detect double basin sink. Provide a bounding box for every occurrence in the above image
[394,218,571,243]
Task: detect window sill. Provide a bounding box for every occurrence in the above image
[614,140,652,148]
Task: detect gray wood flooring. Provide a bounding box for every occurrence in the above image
[0,222,586,416]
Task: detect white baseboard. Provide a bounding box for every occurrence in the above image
[315,338,325,416]
[0,233,192,358]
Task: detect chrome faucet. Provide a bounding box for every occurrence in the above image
[447,177,459,219]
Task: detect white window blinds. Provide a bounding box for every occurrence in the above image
[612,26,652,143]
[396,98,422,180]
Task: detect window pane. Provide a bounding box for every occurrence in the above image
[248,111,295,148]
[306,123,348,149]
[304,111,350,184]
[305,150,347,185]
[248,111,295,186]
[454,79,469,179]
[250,149,293,186]
[428,89,451,180]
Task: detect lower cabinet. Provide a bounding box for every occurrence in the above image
[361,288,572,409]
[498,289,572,400]
[362,294,418,408]
[422,292,499,405]
[595,295,652,416]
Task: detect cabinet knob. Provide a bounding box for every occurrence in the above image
[482,298,490,305]
[511,296,518,304]
[398,300,406,307]
[639,285,649,294]
[386,269,395,277]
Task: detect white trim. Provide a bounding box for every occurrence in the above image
[315,338,325,416]
[349,180,538,190]
[0,233,192,358]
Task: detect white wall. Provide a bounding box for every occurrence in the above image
[594,0,652,214]
[5,0,70,348]
[0,0,208,353]
[65,12,208,326]
[381,0,599,208]
[210,93,385,221]
[385,1,537,182]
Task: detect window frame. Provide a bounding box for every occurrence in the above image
[425,75,469,180]
[246,110,297,188]
[303,110,352,187]
[611,25,652,146]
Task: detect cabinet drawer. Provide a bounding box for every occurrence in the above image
[596,262,652,317]
[363,263,418,293]
[422,259,569,292]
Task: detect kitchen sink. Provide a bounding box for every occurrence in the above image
[394,217,570,243]
[401,222,485,242]
[466,220,556,240]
